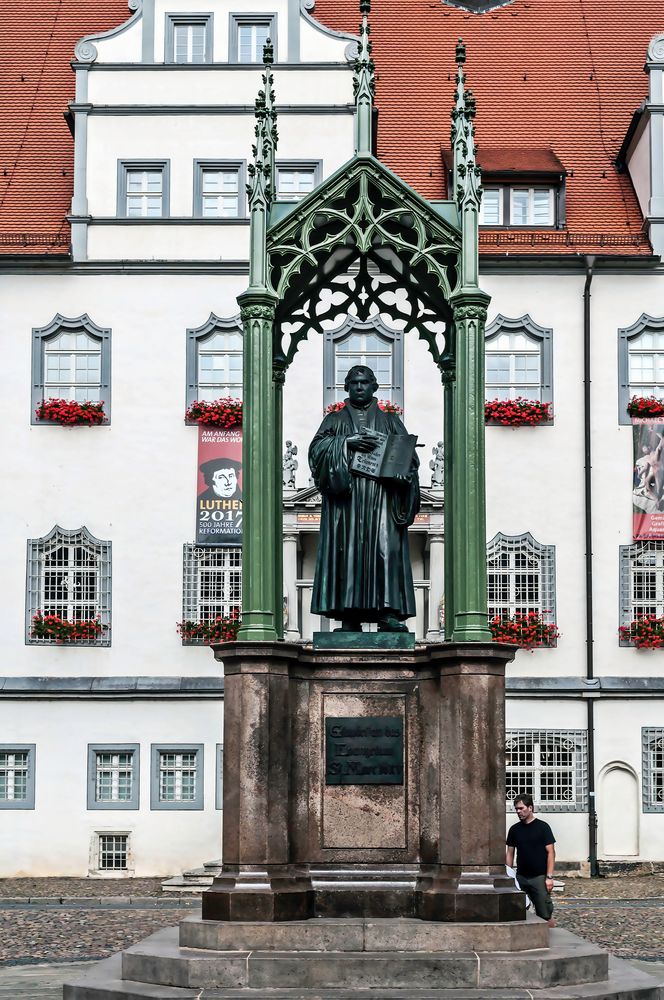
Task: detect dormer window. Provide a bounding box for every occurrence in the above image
[444,148,565,229]
[480,186,556,227]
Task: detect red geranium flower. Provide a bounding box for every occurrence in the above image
[177,608,241,644]
[185,398,242,427]
[485,398,551,427]
[36,399,106,426]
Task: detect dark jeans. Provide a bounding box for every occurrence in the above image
[517,873,553,920]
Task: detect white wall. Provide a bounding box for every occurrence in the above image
[0,699,223,876]
[0,271,246,678]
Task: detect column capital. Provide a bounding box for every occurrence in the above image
[238,290,279,322]
[450,288,490,322]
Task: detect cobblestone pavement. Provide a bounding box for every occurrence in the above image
[0,877,164,899]
[0,876,662,997]
[557,874,664,900]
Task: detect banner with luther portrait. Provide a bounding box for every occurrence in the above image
[633,418,664,540]
[196,426,243,545]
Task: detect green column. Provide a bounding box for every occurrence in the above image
[450,290,492,643]
[273,368,285,640]
[442,369,455,641]
[238,291,279,642]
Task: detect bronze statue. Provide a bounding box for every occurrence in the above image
[309,365,420,632]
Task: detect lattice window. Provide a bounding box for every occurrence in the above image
[479,186,556,226]
[238,21,270,61]
[160,752,196,801]
[198,329,243,401]
[87,745,139,810]
[619,542,664,638]
[32,314,111,422]
[26,527,111,645]
[118,161,169,218]
[628,330,664,401]
[642,728,664,812]
[487,532,556,624]
[182,545,241,643]
[171,17,212,63]
[334,332,393,404]
[324,317,404,409]
[186,315,243,407]
[150,745,204,810]
[0,746,35,810]
[506,730,588,812]
[485,315,552,406]
[276,167,317,201]
[98,833,128,870]
[618,316,664,424]
[199,167,241,218]
[230,15,276,64]
[0,751,28,801]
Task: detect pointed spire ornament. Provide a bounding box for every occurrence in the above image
[353,0,375,155]
[246,39,279,288]
[450,38,482,286]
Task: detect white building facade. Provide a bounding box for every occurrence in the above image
[1,1,664,876]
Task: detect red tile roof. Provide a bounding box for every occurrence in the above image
[0,0,128,255]
[442,147,566,175]
[313,0,661,256]
[0,0,659,257]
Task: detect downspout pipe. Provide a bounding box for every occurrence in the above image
[583,255,599,877]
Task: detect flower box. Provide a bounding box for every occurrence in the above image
[485,397,552,427]
[627,396,664,418]
[619,615,664,648]
[177,610,240,644]
[490,611,559,650]
[185,398,243,427]
[31,612,107,643]
[324,399,403,415]
[35,398,106,426]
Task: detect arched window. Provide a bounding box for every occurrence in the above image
[619,540,664,640]
[506,730,587,812]
[324,317,403,408]
[186,314,243,407]
[485,314,552,409]
[486,532,556,624]
[642,728,664,812]
[26,526,111,645]
[31,314,111,423]
[618,315,664,424]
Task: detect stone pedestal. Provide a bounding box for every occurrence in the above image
[202,639,524,923]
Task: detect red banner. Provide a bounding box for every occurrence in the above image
[196,427,243,545]
[633,418,664,540]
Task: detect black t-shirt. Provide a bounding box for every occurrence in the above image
[506,818,555,878]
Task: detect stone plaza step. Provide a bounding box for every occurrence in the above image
[62,921,664,1000]
[179,915,550,953]
[116,925,609,992]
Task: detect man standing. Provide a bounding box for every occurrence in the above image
[506,793,556,926]
[308,365,419,632]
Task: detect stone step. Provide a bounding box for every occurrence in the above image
[179,915,549,953]
[62,954,199,1000]
[119,926,608,991]
[63,954,663,1000]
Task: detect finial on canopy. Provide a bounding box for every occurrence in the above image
[353,0,375,155]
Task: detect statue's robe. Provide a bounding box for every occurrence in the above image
[309,398,420,622]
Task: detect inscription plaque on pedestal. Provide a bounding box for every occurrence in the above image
[325,716,403,785]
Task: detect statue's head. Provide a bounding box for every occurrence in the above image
[344,365,378,406]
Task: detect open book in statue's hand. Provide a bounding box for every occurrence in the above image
[350,431,419,481]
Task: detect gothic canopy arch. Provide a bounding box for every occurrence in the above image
[267,157,462,373]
